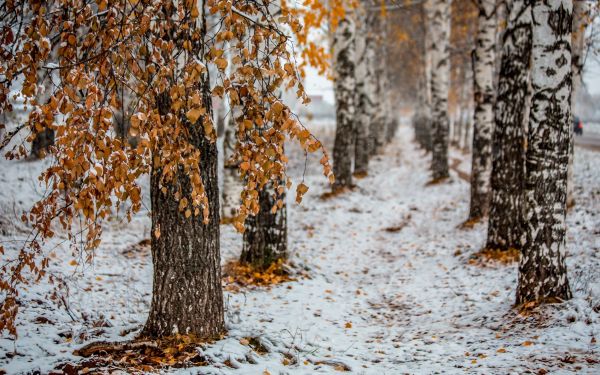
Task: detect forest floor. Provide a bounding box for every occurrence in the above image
[0,124,599,374]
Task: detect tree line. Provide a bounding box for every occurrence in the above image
[408,0,592,305]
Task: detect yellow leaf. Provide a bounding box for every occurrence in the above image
[344,322,352,329]
[186,108,204,124]
[69,260,78,266]
[297,183,308,195]
[215,58,228,71]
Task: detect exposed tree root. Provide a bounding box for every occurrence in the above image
[65,335,212,373]
[74,339,158,357]
[516,297,568,315]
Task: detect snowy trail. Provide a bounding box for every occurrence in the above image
[1,125,599,374]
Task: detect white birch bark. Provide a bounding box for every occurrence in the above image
[428,0,452,180]
[468,0,497,221]
[517,0,573,304]
[486,0,532,252]
[354,7,371,175]
[332,16,356,189]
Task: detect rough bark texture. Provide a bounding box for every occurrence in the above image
[516,0,573,305]
[353,10,371,175]
[486,0,532,251]
[332,17,356,190]
[566,0,588,208]
[468,0,497,221]
[222,114,243,219]
[142,7,224,337]
[428,0,451,180]
[414,2,433,152]
[367,12,383,155]
[380,17,393,146]
[143,83,224,338]
[241,186,287,270]
[372,21,389,154]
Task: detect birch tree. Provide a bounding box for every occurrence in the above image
[354,7,371,176]
[516,0,573,305]
[222,114,243,220]
[367,11,383,154]
[485,0,532,252]
[332,16,356,190]
[241,184,287,270]
[428,0,452,180]
[413,1,433,151]
[467,0,497,222]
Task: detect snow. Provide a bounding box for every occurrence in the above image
[1,123,599,374]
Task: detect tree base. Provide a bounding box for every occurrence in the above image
[459,217,482,229]
[425,176,450,186]
[320,185,354,200]
[468,247,520,265]
[70,335,214,371]
[516,296,569,315]
[352,171,368,179]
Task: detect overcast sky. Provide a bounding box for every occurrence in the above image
[304,53,600,105]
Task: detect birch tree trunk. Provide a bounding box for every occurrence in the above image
[381,17,394,145]
[371,33,387,154]
[566,0,588,208]
[241,185,287,270]
[428,0,451,180]
[485,0,532,251]
[414,0,433,151]
[222,114,243,219]
[143,82,224,340]
[354,8,371,176]
[332,16,356,190]
[468,0,497,221]
[516,0,573,305]
[142,6,224,339]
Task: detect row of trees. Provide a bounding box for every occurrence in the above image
[413,0,593,305]
[0,0,334,339]
[330,1,398,190]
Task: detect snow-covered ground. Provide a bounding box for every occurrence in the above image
[1,124,599,374]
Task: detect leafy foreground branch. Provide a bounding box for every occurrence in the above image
[0,0,333,339]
